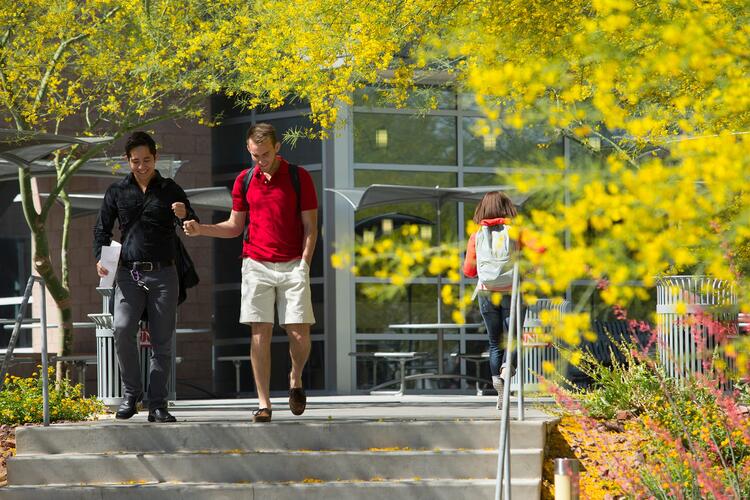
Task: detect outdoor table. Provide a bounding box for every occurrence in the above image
[386,323,487,390]
[349,351,429,395]
[387,323,482,374]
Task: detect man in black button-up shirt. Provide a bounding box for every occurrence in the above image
[93,131,197,423]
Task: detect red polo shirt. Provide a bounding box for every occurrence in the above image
[231,157,318,262]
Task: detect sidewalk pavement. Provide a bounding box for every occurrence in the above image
[80,394,556,425]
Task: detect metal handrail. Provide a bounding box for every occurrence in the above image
[495,261,521,500]
[0,275,50,426]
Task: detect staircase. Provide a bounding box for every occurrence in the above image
[4,419,553,498]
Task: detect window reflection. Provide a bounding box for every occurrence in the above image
[354,86,456,109]
[354,113,456,165]
[463,118,561,168]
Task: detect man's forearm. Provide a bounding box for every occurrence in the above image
[197,221,243,238]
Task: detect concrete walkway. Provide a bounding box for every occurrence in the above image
[86,394,556,424]
[5,395,558,499]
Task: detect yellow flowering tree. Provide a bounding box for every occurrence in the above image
[0,0,250,359]
[237,0,750,372]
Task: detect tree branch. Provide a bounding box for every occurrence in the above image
[0,29,26,130]
[33,7,120,113]
[48,96,206,211]
[17,166,39,231]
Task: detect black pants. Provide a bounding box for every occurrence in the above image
[113,265,178,410]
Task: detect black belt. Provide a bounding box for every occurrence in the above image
[121,260,173,272]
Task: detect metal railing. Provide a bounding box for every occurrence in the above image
[656,275,739,387]
[495,261,521,500]
[0,275,51,426]
[494,266,571,499]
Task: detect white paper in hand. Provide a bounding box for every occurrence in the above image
[98,241,121,289]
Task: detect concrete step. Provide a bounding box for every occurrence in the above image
[15,419,550,455]
[7,448,543,485]
[0,478,541,499]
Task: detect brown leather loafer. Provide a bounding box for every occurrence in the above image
[289,387,306,416]
[252,408,272,423]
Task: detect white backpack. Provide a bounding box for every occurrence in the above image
[472,224,515,298]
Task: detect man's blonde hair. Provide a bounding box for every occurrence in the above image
[246,123,278,145]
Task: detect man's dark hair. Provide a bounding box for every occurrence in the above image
[125,131,157,158]
[246,123,278,145]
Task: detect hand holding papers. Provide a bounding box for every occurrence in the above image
[98,241,121,288]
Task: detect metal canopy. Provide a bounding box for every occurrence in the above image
[0,129,111,168]
[0,155,185,183]
[15,187,233,217]
[326,184,528,211]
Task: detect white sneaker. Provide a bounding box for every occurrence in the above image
[492,376,504,410]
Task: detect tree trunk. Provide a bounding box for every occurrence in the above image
[31,231,73,380]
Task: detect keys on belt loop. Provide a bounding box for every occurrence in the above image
[130,269,150,292]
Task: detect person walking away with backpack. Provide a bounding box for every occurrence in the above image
[182,123,318,423]
[462,191,521,410]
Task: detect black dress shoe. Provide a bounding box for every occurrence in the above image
[147,408,176,423]
[115,394,142,420]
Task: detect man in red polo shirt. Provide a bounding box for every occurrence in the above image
[182,123,318,423]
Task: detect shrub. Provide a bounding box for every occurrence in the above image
[551,320,750,498]
[557,335,664,419]
[0,367,104,425]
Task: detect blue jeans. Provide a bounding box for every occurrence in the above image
[478,293,520,377]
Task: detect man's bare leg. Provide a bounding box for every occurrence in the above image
[285,323,311,389]
[250,323,274,409]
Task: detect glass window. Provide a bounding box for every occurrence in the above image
[458,93,481,112]
[263,115,322,165]
[211,94,310,120]
[212,123,251,175]
[0,208,32,349]
[212,290,244,340]
[568,135,606,170]
[463,118,562,168]
[211,94,250,120]
[354,113,456,165]
[354,86,456,109]
[353,170,459,243]
[354,169,456,188]
[0,239,29,298]
[356,283,440,332]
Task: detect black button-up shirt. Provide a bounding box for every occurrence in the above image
[93,172,198,263]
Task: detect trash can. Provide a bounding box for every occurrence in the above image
[91,287,176,407]
[656,275,738,386]
[511,298,571,391]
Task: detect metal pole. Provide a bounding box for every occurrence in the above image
[495,261,520,500]
[516,287,524,421]
[39,278,50,427]
[435,200,443,374]
[554,458,580,500]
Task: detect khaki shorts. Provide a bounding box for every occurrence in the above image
[240,258,315,326]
